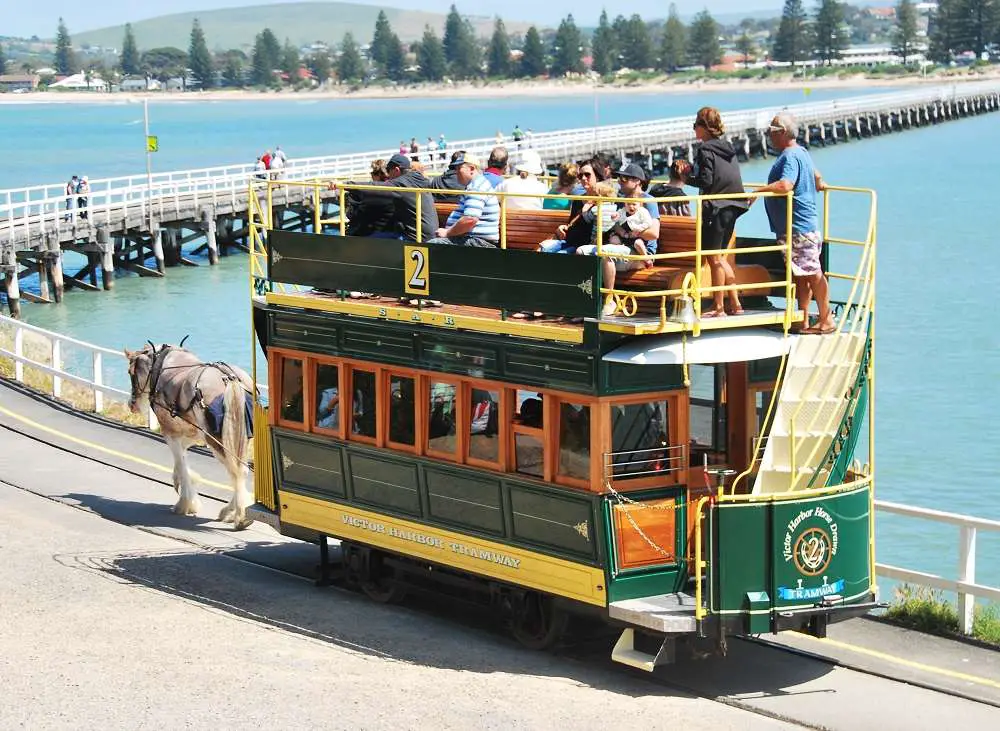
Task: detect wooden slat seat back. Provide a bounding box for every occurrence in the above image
[432,202,773,298]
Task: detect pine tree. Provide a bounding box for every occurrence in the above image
[928,0,958,62]
[612,14,629,70]
[814,0,848,65]
[121,23,140,76]
[385,33,406,81]
[442,9,480,79]
[220,50,246,87]
[188,19,214,89]
[550,14,583,76]
[251,28,281,85]
[591,10,616,76]
[370,11,394,72]
[519,26,546,77]
[772,0,811,66]
[417,26,447,81]
[307,51,332,84]
[892,0,919,64]
[960,0,999,58]
[621,15,654,70]
[337,32,364,83]
[443,5,464,65]
[486,18,512,77]
[737,26,756,68]
[687,10,721,70]
[55,18,76,75]
[659,4,687,73]
[281,39,300,77]
[0,43,6,75]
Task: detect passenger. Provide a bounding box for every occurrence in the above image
[496,150,548,210]
[341,154,437,242]
[608,190,655,268]
[613,163,660,257]
[537,159,604,255]
[591,153,616,186]
[575,182,646,317]
[754,112,833,334]
[649,160,692,217]
[426,152,500,248]
[344,159,396,237]
[543,162,580,211]
[483,146,508,187]
[428,150,468,197]
[316,385,340,429]
[687,106,750,318]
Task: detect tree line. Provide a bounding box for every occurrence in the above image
[17,3,1000,90]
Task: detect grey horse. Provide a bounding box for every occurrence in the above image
[125,343,255,530]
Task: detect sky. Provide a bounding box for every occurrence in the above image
[8,0,784,39]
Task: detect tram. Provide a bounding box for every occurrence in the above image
[245,177,879,669]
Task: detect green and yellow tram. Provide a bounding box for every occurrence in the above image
[246,178,879,669]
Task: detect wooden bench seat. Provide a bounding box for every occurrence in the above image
[433,202,772,299]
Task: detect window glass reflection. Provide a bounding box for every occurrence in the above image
[352,369,377,438]
[610,400,671,478]
[559,403,590,481]
[389,374,415,445]
[469,387,500,462]
[515,432,544,478]
[314,363,340,431]
[280,358,304,423]
[428,381,457,454]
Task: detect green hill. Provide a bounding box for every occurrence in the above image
[74,2,536,52]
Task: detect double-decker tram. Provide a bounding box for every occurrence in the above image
[245,177,879,669]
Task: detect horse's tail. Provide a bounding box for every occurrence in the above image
[221,378,249,474]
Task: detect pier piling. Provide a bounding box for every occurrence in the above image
[4,269,21,318]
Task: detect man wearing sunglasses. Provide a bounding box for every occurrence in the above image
[754,113,833,335]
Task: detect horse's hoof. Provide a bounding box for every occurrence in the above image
[173,499,201,516]
[233,517,254,531]
[218,505,236,523]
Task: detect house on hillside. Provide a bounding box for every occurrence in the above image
[49,73,106,91]
[0,74,40,92]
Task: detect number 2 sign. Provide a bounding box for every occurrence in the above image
[404,246,430,296]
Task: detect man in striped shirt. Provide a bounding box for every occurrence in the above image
[427,152,500,248]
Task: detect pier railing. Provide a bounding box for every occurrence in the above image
[875,500,1000,634]
[4,81,1000,248]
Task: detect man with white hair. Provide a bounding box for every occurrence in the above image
[427,152,499,247]
[496,150,548,210]
[754,112,833,334]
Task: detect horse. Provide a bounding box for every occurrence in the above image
[124,342,256,530]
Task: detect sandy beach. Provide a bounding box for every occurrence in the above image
[2,69,997,105]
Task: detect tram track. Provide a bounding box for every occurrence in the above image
[2,384,999,729]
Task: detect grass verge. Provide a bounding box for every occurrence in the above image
[885,584,1000,648]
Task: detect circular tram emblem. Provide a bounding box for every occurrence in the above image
[793,527,833,576]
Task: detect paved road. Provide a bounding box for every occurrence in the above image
[1,379,999,730]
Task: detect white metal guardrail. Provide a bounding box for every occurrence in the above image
[875,500,1000,634]
[0,313,267,429]
[3,81,999,246]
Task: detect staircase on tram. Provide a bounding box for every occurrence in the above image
[752,330,868,494]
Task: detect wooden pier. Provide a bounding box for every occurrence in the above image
[1,81,999,316]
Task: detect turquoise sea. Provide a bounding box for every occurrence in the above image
[3,87,998,592]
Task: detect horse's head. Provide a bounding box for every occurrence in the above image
[124,345,156,414]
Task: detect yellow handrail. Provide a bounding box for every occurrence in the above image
[693,496,711,620]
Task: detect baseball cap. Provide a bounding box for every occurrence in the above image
[388,153,412,170]
[615,162,648,182]
[449,152,482,170]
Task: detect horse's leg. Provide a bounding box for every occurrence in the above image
[231,461,253,531]
[167,435,201,516]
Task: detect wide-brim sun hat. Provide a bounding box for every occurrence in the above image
[518,150,544,175]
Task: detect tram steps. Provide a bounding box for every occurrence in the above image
[753,332,865,494]
[608,592,697,633]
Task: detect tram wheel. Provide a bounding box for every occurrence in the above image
[360,553,408,604]
[509,592,568,650]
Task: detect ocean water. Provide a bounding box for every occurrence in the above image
[3,88,998,591]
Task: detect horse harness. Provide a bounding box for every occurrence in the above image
[144,344,250,421]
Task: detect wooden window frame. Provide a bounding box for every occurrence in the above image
[599,391,686,492]
[424,375,463,463]
[347,363,380,446]
[269,347,308,431]
[464,379,507,471]
[554,397,595,491]
[384,367,420,454]
[308,356,346,438]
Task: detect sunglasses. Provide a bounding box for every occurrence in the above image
[692,121,704,130]
[579,171,595,179]
[768,125,786,132]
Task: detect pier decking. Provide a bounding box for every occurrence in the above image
[2,81,999,316]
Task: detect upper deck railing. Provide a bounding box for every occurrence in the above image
[3,81,998,247]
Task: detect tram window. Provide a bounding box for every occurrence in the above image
[558,402,590,482]
[351,369,377,439]
[689,365,727,466]
[388,374,416,447]
[279,357,304,424]
[514,432,544,478]
[468,387,500,464]
[514,390,543,428]
[754,389,775,442]
[427,381,458,456]
[609,400,671,478]
[314,363,340,433]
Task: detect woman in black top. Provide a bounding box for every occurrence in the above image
[538,160,604,254]
[346,159,396,237]
[686,106,749,317]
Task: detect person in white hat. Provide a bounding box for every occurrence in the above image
[496,150,548,211]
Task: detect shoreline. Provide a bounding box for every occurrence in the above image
[1,70,997,105]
